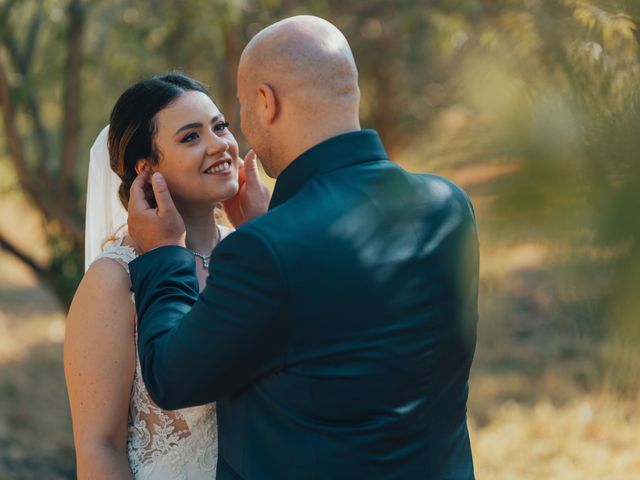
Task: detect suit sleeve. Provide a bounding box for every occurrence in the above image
[129,227,287,410]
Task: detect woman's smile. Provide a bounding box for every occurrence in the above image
[203,159,234,176]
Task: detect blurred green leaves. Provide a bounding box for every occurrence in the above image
[453,1,640,349]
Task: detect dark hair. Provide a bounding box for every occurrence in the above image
[108,72,209,209]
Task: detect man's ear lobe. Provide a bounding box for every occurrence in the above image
[134,159,152,176]
[258,83,278,125]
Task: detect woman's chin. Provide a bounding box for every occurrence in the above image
[218,181,239,199]
[173,180,239,210]
[208,183,239,205]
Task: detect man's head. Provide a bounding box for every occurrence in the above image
[237,15,361,178]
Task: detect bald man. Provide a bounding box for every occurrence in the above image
[128,15,478,480]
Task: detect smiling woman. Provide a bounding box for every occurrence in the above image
[146,90,240,213]
[107,74,239,214]
[63,72,250,480]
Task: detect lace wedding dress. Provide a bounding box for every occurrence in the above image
[95,237,218,479]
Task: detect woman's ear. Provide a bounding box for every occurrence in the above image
[134,158,152,176]
[257,83,279,126]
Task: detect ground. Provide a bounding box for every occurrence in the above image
[0,183,638,479]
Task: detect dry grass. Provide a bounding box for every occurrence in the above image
[471,396,640,479]
[466,239,640,480]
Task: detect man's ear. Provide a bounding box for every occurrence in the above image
[134,158,153,176]
[257,83,279,126]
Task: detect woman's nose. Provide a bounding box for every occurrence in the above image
[205,131,229,155]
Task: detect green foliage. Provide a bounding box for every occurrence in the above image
[46,228,83,306]
[453,1,640,349]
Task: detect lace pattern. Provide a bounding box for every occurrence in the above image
[95,239,218,479]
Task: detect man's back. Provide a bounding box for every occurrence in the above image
[216,131,478,479]
[128,15,478,480]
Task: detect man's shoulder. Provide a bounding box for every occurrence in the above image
[228,171,473,238]
[219,212,283,256]
[411,173,473,208]
[413,172,465,193]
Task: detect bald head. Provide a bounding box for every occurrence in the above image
[240,15,359,105]
[237,16,361,177]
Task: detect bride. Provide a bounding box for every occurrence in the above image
[64,72,269,479]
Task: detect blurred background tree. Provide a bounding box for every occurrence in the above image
[1,0,463,304]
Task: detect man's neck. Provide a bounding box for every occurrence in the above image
[274,121,361,178]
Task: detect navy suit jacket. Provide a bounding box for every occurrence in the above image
[130,130,479,479]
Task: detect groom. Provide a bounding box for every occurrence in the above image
[128,15,478,480]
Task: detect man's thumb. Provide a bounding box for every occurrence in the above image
[151,172,176,214]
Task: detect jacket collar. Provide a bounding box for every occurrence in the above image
[269,129,388,209]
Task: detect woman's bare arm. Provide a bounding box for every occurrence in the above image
[64,258,136,480]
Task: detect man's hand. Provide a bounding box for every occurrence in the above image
[128,171,186,253]
[222,150,271,228]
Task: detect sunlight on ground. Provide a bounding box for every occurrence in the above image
[0,253,65,362]
[470,395,640,479]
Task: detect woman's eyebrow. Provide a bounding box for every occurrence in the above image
[174,115,224,136]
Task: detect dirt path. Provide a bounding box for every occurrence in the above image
[0,250,75,479]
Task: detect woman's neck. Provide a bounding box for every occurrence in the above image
[182,210,219,255]
[124,206,220,256]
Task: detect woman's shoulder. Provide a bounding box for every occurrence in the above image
[83,235,137,291]
[68,254,136,331]
[82,255,133,294]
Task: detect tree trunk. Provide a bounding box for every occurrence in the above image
[60,0,83,188]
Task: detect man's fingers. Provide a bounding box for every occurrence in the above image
[243,150,259,185]
[128,170,152,212]
[244,149,256,164]
[151,172,177,216]
[236,156,246,186]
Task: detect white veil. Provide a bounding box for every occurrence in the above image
[84,125,128,271]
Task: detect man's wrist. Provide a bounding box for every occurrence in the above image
[143,243,185,255]
[137,236,186,254]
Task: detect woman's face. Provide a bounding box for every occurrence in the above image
[150,90,240,211]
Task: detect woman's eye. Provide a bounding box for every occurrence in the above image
[181,132,199,143]
[214,122,230,133]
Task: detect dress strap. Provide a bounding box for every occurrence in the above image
[92,237,138,274]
